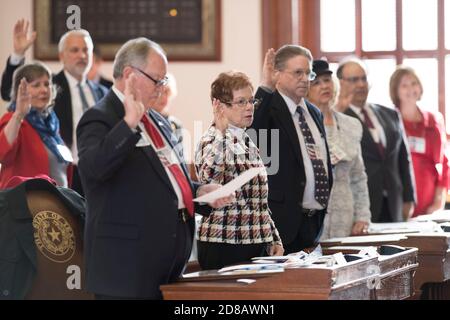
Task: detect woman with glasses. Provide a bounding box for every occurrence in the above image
[389,66,449,217]
[0,62,71,188]
[194,71,284,270]
[306,60,371,239]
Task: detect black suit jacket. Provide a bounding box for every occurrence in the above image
[1,57,108,148]
[250,88,333,248]
[76,90,210,298]
[344,104,416,222]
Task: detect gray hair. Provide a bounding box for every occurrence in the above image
[336,56,368,79]
[112,37,167,79]
[58,29,93,53]
[274,45,313,71]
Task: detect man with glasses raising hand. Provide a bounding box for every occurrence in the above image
[336,57,416,223]
[76,38,234,299]
[250,45,333,254]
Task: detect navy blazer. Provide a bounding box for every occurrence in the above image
[1,57,108,148]
[250,87,333,249]
[344,104,416,222]
[76,90,209,298]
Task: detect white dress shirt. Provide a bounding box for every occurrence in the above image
[65,71,96,164]
[279,93,328,210]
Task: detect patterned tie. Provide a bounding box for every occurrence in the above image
[296,106,329,207]
[77,82,90,112]
[141,114,194,216]
[360,107,385,157]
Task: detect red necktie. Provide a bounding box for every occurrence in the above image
[361,108,385,158]
[141,115,194,216]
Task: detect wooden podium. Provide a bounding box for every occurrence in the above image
[25,190,93,300]
[161,254,401,300]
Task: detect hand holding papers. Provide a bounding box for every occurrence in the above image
[194,167,265,203]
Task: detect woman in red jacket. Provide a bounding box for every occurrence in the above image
[390,66,449,217]
[0,62,71,188]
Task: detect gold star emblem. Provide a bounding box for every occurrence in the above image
[48,228,60,242]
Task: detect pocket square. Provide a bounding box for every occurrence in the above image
[136,137,151,147]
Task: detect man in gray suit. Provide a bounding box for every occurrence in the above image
[336,57,416,222]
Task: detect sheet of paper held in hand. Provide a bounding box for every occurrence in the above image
[193,167,265,203]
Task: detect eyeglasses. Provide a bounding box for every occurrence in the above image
[222,98,260,108]
[341,75,368,84]
[283,69,316,81]
[131,66,168,87]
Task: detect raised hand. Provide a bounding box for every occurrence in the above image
[212,98,229,133]
[334,85,354,112]
[13,19,36,56]
[261,48,277,90]
[123,74,145,129]
[15,78,31,118]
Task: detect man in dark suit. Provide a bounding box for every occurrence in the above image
[0,19,108,195]
[336,57,416,222]
[250,45,333,254]
[76,37,232,299]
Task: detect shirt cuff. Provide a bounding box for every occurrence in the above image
[10,53,25,65]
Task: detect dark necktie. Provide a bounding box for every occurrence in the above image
[141,114,194,216]
[360,107,385,157]
[77,82,90,112]
[296,106,329,207]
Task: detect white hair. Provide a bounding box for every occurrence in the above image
[58,29,93,53]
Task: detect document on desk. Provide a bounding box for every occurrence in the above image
[193,167,265,203]
[369,221,441,234]
[218,263,284,273]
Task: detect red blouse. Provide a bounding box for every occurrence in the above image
[402,108,449,217]
[0,112,50,189]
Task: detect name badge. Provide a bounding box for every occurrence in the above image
[57,145,74,162]
[408,136,426,154]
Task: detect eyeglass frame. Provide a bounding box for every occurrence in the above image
[130,66,168,87]
[220,97,261,108]
[280,68,317,81]
[340,75,368,84]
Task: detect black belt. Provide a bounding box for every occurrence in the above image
[178,209,190,222]
[301,208,318,217]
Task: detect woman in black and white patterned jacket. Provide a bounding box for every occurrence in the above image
[195,71,284,270]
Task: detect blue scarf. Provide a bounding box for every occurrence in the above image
[8,102,70,164]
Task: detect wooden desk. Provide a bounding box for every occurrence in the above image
[321,233,450,299]
[323,245,418,300]
[162,255,382,300]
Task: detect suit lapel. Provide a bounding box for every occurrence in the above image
[370,104,392,156]
[53,71,74,147]
[109,93,177,195]
[86,80,100,102]
[345,107,383,159]
[272,92,303,166]
[148,110,194,192]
